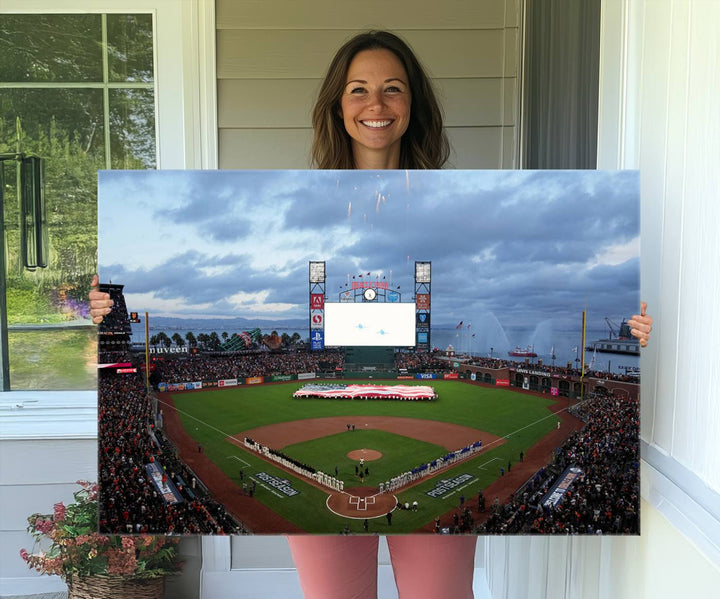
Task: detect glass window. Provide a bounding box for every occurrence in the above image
[1,13,156,390]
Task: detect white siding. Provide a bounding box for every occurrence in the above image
[216,0,522,169]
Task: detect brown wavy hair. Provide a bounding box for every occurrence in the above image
[311,31,449,169]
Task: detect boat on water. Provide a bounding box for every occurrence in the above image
[508,346,537,358]
[586,318,640,356]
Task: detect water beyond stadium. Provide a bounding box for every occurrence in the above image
[130,323,639,376]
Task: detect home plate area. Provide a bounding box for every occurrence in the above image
[327,487,398,519]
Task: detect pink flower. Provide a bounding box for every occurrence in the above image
[19,548,29,562]
[53,502,66,522]
[107,547,137,576]
[121,536,135,550]
[34,518,54,534]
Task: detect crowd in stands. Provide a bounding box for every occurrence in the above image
[152,349,344,384]
[477,393,639,534]
[98,350,133,364]
[464,355,639,383]
[395,351,453,373]
[98,372,246,534]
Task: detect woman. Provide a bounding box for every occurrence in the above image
[90,30,653,599]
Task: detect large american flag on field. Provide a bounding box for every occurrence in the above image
[293,383,436,400]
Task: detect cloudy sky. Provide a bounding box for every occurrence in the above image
[98,169,639,333]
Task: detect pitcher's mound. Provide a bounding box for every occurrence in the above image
[347,449,382,461]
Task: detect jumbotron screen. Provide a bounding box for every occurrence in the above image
[324,303,416,347]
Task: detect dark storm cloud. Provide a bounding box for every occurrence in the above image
[101,169,640,326]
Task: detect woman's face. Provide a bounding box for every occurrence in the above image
[340,49,411,166]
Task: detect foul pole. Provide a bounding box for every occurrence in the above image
[580,310,587,399]
[145,311,150,395]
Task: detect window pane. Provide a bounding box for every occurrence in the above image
[8,329,97,390]
[1,12,156,390]
[107,14,154,83]
[110,88,156,169]
[2,89,102,390]
[0,89,106,163]
[0,14,103,82]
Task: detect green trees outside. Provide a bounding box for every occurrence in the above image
[1,13,156,389]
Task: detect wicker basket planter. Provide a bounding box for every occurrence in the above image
[67,575,165,599]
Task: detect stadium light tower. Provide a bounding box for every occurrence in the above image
[308,261,326,351]
[414,261,431,352]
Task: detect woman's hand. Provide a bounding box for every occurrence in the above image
[628,301,653,347]
[89,274,113,324]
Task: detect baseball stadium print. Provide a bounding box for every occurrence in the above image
[97,170,640,535]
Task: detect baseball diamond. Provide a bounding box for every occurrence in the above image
[160,379,585,533]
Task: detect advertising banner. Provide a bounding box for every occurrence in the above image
[310,330,324,350]
[116,367,137,374]
[203,381,219,388]
[416,312,429,325]
[270,374,295,382]
[415,373,437,380]
[246,376,263,385]
[158,383,167,392]
[145,462,183,505]
[542,466,583,508]
[416,294,430,310]
[522,376,530,390]
[397,375,414,380]
[470,373,476,381]
[443,372,459,379]
[148,346,188,355]
[218,378,239,387]
[310,310,324,329]
[496,379,510,386]
[387,291,400,303]
[298,372,316,380]
[339,290,353,302]
[310,294,324,310]
[417,332,428,343]
[551,387,559,396]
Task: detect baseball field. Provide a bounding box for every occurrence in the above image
[162,379,566,534]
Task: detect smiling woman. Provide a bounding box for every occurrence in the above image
[311,31,448,170]
[340,49,411,168]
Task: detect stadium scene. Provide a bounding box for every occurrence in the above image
[97,169,640,535]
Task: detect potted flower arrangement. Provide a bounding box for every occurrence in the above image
[20,481,182,599]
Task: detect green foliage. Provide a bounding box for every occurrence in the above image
[5,280,59,324]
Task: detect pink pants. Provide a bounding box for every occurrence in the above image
[287,535,477,599]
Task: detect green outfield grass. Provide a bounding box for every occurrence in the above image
[169,380,559,533]
[284,429,447,487]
